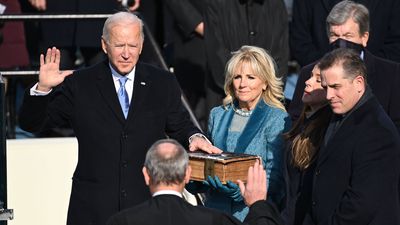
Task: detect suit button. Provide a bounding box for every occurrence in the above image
[122,133,128,139]
[122,161,128,168]
[315,170,321,176]
[312,201,316,206]
[249,31,256,36]
[121,189,127,197]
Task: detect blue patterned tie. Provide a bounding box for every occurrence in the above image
[118,77,129,118]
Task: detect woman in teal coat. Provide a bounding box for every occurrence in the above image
[204,45,291,221]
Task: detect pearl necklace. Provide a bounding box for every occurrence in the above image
[232,103,253,117]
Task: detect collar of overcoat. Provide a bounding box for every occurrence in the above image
[213,99,272,153]
[96,61,151,125]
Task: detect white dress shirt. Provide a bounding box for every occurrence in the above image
[152,190,182,198]
[110,64,135,104]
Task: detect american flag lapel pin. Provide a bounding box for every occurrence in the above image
[140,82,146,86]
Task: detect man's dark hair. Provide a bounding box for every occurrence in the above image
[319,48,367,84]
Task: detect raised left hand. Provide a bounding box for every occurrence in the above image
[237,160,267,207]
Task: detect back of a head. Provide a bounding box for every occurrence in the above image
[326,0,369,36]
[144,139,188,186]
[319,48,367,83]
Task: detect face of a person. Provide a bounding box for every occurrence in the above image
[329,18,369,47]
[232,62,266,110]
[321,64,364,115]
[302,65,327,110]
[101,22,143,75]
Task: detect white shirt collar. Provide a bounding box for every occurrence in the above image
[109,63,136,81]
[152,190,182,198]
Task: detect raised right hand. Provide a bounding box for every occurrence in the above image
[37,47,73,92]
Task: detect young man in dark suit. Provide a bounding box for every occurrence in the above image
[288,1,400,133]
[107,139,283,225]
[19,12,221,225]
[297,48,400,225]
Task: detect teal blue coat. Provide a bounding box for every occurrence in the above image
[205,100,291,221]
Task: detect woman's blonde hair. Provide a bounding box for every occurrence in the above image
[223,45,285,111]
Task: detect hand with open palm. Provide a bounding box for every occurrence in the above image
[37,47,73,92]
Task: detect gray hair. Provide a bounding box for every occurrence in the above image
[144,139,188,185]
[102,12,144,43]
[326,1,369,36]
[319,48,367,85]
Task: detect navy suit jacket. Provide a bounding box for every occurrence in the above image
[19,60,200,225]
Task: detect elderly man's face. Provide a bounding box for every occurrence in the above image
[101,22,143,75]
[321,64,364,115]
[329,18,369,47]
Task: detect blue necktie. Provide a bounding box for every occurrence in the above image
[118,77,129,118]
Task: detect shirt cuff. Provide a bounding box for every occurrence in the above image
[188,133,212,145]
[30,83,52,96]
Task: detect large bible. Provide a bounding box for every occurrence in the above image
[188,151,260,184]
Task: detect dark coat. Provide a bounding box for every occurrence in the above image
[40,0,120,48]
[204,0,289,95]
[164,0,207,111]
[106,194,283,225]
[308,96,400,225]
[288,50,400,133]
[282,105,332,225]
[290,0,400,66]
[19,61,200,225]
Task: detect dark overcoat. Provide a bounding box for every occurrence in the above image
[19,61,200,225]
[204,0,289,94]
[40,0,121,48]
[309,96,400,224]
[106,194,283,225]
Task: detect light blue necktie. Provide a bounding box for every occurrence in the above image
[118,77,129,118]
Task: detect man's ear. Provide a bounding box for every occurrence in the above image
[184,166,192,184]
[138,40,144,55]
[354,75,365,93]
[142,167,150,186]
[101,38,108,54]
[361,31,369,47]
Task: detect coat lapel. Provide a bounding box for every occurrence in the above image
[363,50,377,86]
[96,62,126,124]
[234,100,270,153]
[126,62,151,121]
[317,114,355,166]
[213,108,234,151]
[213,100,271,152]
